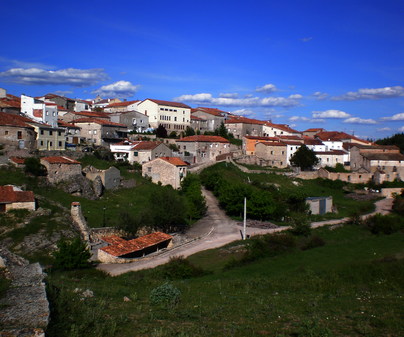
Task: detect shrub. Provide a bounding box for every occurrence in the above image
[364,213,404,235]
[52,237,91,270]
[24,157,46,176]
[159,256,209,279]
[288,213,311,237]
[149,282,181,308]
[301,235,326,250]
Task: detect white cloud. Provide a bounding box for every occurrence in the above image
[332,86,404,101]
[312,91,328,100]
[175,92,302,108]
[343,117,377,124]
[231,108,254,116]
[381,113,404,121]
[53,90,73,96]
[256,84,277,93]
[0,67,108,86]
[92,80,140,98]
[219,93,239,98]
[289,116,325,123]
[398,126,404,132]
[377,127,391,131]
[312,110,351,119]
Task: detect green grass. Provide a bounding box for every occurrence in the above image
[46,225,404,337]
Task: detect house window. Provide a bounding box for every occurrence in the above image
[40,141,43,146]
[174,117,177,121]
[49,131,53,136]
[58,141,62,147]
[40,130,44,135]
[148,167,151,172]
[5,130,9,135]
[94,130,97,134]
[58,131,62,136]
[89,130,92,134]
[281,151,285,155]
[49,141,53,147]
[17,131,22,139]
[134,152,138,156]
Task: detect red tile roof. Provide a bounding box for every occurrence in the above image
[259,141,287,147]
[100,232,173,257]
[316,131,371,144]
[131,141,163,150]
[193,107,229,116]
[70,118,126,127]
[0,95,21,109]
[105,100,140,108]
[362,152,404,161]
[9,157,26,165]
[244,136,279,141]
[304,138,324,145]
[191,115,205,121]
[177,135,229,143]
[225,116,266,125]
[0,185,35,203]
[0,112,35,128]
[41,156,81,164]
[304,128,324,132]
[73,111,110,118]
[58,120,80,128]
[159,157,188,166]
[142,99,191,109]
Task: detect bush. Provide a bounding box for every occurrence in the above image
[288,213,311,237]
[159,256,209,279]
[149,282,181,307]
[301,235,326,250]
[52,237,91,270]
[364,213,404,235]
[24,157,46,176]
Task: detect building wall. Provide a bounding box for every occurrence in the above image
[109,111,149,132]
[176,140,230,164]
[85,166,121,189]
[34,126,66,151]
[306,197,333,215]
[5,201,36,212]
[0,125,36,151]
[226,123,263,139]
[74,122,103,145]
[262,125,294,137]
[316,153,345,167]
[192,111,225,131]
[142,159,187,189]
[41,161,82,183]
[137,100,191,130]
[255,143,288,168]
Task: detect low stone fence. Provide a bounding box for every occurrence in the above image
[380,188,404,198]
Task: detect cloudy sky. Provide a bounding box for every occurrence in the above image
[1,0,403,139]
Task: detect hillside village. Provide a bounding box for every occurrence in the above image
[1,87,404,336]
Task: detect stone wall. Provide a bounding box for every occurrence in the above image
[41,160,82,184]
[91,227,129,241]
[85,166,121,190]
[380,188,404,198]
[6,201,36,212]
[70,202,90,242]
[318,168,372,184]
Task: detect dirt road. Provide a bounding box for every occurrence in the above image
[97,192,393,276]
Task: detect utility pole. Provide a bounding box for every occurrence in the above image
[243,197,247,240]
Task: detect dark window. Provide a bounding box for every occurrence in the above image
[17,131,22,139]
[40,130,44,135]
[49,131,53,136]
[58,141,62,147]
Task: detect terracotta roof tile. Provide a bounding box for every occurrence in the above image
[9,157,26,164]
[225,116,266,125]
[131,141,163,150]
[105,100,140,108]
[100,232,172,257]
[193,107,229,116]
[159,157,188,166]
[177,135,229,143]
[0,185,35,203]
[142,99,191,109]
[41,156,81,164]
[71,118,126,127]
[0,112,35,128]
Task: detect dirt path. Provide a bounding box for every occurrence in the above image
[97,193,394,276]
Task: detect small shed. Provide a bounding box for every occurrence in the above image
[98,232,173,263]
[40,156,82,183]
[0,185,35,212]
[306,196,333,215]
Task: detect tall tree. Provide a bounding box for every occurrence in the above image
[156,125,168,138]
[290,145,319,171]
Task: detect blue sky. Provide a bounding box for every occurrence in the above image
[1,0,403,139]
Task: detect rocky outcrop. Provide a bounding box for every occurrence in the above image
[58,174,99,200]
[92,175,103,198]
[0,248,49,336]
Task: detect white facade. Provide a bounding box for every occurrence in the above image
[321,140,343,151]
[137,99,191,130]
[21,94,58,127]
[285,143,301,165]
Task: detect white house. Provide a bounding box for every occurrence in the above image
[136,98,191,131]
[21,94,58,127]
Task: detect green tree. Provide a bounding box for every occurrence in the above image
[184,126,196,137]
[181,174,207,221]
[24,157,46,176]
[168,131,178,138]
[248,190,277,220]
[290,145,319,171]
[215,122,229,138]
[52,237,91,270]
[156,125,168,138]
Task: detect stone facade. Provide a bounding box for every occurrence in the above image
[0,112,37,151]
[255,142,288,168]
[84,166,121,189]
[0,185,36,212]
[142,157,188,189]
[109,110,149,133]
[40,156,82,184]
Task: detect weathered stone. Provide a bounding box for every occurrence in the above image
[123,296,131,302]
[93,175,103,197]
[59,174,98,200]
[82,289,94,298]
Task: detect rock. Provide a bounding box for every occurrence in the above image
[123,296,131,302]
[93,175,103,197]
[82,289,94,298]
[0,256,6,268]
[59,174,98,200]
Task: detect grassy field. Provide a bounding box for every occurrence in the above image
[46,224,404,337]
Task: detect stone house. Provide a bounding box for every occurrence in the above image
[38,93,76,111]
[136,98,191,131]
[255,141,288,167]
[109,111,149,133]
[40,156,82,184]
[191,107,229,131]
[190,115,208,132]
[110,140,172,164]
[350,145,404,174]
[0,112,37,151]
[142,157,188,189]
[243,136,279,155]
[0,185,35,212]
[315,150,346,168]
[70,118,127,147]
[84,166,121,190]
[176,135,230,164]
[0,89,21,114]
[29,123,66,151]
[302,128,325,137]
[57,120,82,147]
[225,116,265,139]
